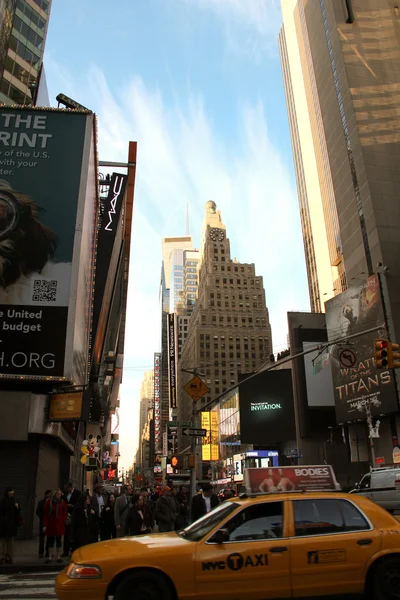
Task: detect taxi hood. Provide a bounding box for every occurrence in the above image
[72,532,187,564]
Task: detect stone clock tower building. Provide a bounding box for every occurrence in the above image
[177,201,273,438]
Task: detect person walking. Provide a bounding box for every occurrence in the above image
[70,493,96,551]
[114,484,132,537]
[91,484,106,542]
[100,493,116,540]
[43,489,68,564]
[62,482,81,558]
[36,489,52,559]
[140,489,155,531]
[125,494,153,536]
[191,483,219,523]
[154,487,176,533]
[176,485,190,529]
[0,488,21,564]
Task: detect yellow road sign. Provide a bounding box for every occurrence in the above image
[184,375,210,402]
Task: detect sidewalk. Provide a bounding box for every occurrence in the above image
[0,538,65,574]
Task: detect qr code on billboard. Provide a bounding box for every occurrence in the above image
[32,280,57,302]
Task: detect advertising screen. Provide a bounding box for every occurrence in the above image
[303,342,335,407]
[0,108,91,379]
[239,369,295,445]
[325,274,398,421]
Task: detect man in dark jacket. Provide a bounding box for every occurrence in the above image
[154,487,176,532]
[62,482,81,557]
[191,483,219,523]
[36,489,52,558]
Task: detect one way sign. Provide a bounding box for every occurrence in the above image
[182,428,207,437]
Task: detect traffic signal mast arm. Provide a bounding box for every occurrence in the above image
[199,324,387,414]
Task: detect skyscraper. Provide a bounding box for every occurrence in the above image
[0,0,52,105]
[279,0,400,328]
[160,236,193,438]
[177,201,273,429]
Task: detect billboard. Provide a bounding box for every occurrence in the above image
[167,313,177,409]
[201,411,219,461]
[48,391,83,421]
[325,274,398,421]
[154,353,161,453]
[0,108,96,380]
[92,173,127,364]
[244,465,340,494]
[239,370,296,445]
[303,342,335,407]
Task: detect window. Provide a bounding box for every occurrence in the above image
[293,499,370,537]
[359,474,371,489]
[219,502,284,542]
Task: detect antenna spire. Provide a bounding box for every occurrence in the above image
[186,202,190,235]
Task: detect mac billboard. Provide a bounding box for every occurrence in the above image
[239,369,295,445]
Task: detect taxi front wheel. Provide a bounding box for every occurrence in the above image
[372,556,400,600]
[114,571,173,600]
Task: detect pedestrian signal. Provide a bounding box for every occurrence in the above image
[374,339,389,369]
[171,455,180,469]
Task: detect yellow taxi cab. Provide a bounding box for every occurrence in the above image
[56,490,400,600]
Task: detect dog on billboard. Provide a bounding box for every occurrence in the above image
[0,180,71,306]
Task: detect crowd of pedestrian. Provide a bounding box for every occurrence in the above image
[0,480,226,565]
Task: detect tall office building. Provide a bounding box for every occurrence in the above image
[0,0,52,105]
[280,0,400,326]
[160,236,193,439]
[177,249,199,359]
[177,201,273,431]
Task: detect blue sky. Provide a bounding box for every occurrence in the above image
[44,0,310,468]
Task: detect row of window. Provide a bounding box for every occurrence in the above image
[209,300,264,310]
[212,264,254,275]
[9,33,41,66]
[31,0,50,13]
[200,314,267,327]
[215,277,260,286]
[17,0,47,31]
[13,15,45,53]
[0,78,30,105]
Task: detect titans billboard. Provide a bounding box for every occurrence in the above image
[239,369,296,445]
[0,108,97,380]
[325,274,398,422]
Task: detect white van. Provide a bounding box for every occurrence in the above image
[350,466,400,513]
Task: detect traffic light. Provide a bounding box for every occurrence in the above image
[375,339,389,368]
[388,342,400,369]
[171,455,180,469]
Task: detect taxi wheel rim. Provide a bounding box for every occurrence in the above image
[381,567,400,599]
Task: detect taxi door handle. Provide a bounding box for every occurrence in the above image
[357,539,373,546]
[270,546,288,553]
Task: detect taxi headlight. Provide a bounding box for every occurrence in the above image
[66,562,102,579]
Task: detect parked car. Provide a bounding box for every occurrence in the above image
[350,466,400,513]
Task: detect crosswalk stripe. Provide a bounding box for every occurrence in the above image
[0,572,56,599]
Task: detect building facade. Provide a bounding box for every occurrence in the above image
[177,201,273,444]
[280,0,400,324]
[138,369,154,469]
[0,0,52,105]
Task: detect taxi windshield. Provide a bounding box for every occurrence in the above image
[180,501,239,542]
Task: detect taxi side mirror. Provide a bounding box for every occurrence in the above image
[210,528,230,544]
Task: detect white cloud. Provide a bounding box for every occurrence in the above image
[46,63,309,469]
[181,0,282,60]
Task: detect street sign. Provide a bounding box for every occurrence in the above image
[167,421,192,428]
[184,375,210,402]
[182,427,207,437]
[339,349,356,368]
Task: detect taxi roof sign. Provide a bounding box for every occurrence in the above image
[244,465,340,494]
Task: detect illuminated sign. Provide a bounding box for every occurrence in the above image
[201,411,219,461]
[154,352,161,453]
[104,175,125,232]
[49,392,83,421]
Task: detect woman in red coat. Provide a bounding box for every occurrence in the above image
[43,489,68,564]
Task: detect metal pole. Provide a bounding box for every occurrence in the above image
[98,160,136,168]
[199,324,387,415]
[189,400,197,520]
